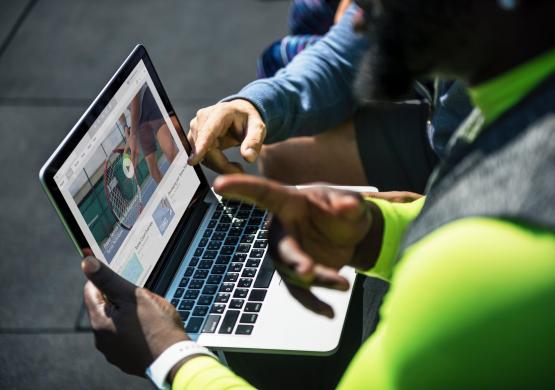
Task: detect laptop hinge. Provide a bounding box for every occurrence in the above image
[149,194,210,295]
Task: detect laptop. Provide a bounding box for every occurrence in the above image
[39,45,370,355]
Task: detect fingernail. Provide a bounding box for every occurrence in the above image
[334,282,349,291]
[83,256,101,272]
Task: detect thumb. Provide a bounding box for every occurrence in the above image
[81,256,136,304]
[240,118,266,163]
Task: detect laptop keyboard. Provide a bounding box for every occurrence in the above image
[170,199,274,336]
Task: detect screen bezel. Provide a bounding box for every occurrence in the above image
[39,44,210,288]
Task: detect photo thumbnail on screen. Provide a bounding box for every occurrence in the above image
[68,83,178,262]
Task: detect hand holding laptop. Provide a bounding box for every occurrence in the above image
[82,254,188,377]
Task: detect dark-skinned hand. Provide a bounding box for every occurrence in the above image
[81,254,188,377]
[213,174,383,318]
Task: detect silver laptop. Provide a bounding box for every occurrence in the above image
[39,45,360,355]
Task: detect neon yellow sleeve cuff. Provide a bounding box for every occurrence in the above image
[173,356,254,390]
[360,197,425,280]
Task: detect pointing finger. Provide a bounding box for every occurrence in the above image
[213,174,298,216]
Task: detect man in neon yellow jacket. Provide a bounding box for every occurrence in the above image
[81,0,555,387]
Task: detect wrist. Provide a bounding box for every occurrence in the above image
[146,341,216,389]
[351,201,384,271]
[167,354,206,383]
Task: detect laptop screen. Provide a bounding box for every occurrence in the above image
[53,60,200,286]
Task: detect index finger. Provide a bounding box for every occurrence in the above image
[188,108,233,165]
[213,174,298,215]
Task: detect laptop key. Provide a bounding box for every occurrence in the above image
[194,248,204,257]
[216,223,230,232]
[230,263,243,273]
[230,299,244,309]
[198,260,213,269]
[232,220,246,228]
[202,314,221,333]
[207,274,223,285]
[224,273,239,283]
[215,293,231,303]
[194,270,209,279]
[221,246,235,255]
[225,237,239,246]
[234,289,249,298]
[254,256,275,288]
[178,310,190,322]
[238,278,253,288]
[216,255,231,265]
[179,300,195,310]
[173,288,184,299]
[203,229,213,238]
[235,325,254,335]
[246,258,261,268]
[186,317,204,333]
[189,279,204,289]
[228,228,242,236]
[203,250,218,259]
[210,304,226,314]
[198,238,209,247]
[245,226,258,234]
[211,265,227,275]
[213,232,226,240]
[257,230,268,239]
[245,302,262,312]
[220,214,232,223]
[193,306,209,316]
[208,220,217,229]
[218,310,240,334]
[184,267,195,277]
[189,257,200,267]
[220,283,234,293]
[240,235,255,244]
[236,244,251,253]
[240,313,258,324]
[254,240,267,249]
[202,285,218,295]
[250,249,264,258]
[208,241,222,250]
[198,295,213,306]
[248,289,267,302]
[184,290,200,300]
[171,298,179,307]
[233,254,247,262]
[241,268,256,278]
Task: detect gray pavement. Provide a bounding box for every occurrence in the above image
[0,0,288,388]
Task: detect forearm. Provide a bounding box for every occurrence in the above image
[223,5,369,143]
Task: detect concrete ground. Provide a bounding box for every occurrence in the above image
[0,0,289,388]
